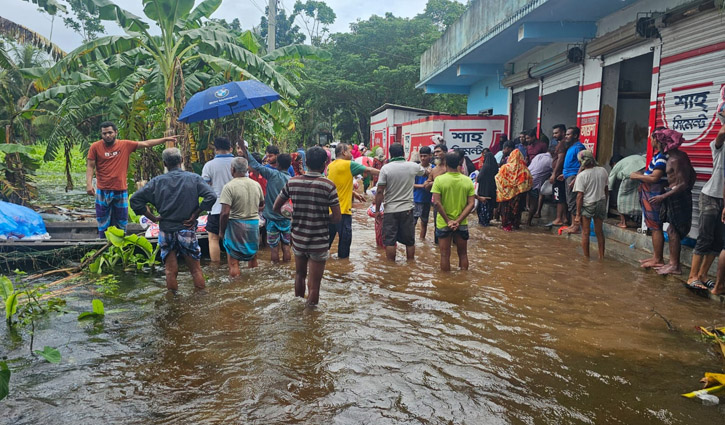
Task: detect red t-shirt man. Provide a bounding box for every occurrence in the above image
[86,122,177,238]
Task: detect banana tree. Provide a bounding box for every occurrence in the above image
[23,53,161,188]
[0,17,66,203]
[32,0,303,154]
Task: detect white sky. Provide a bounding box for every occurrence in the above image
[5,0,437,52]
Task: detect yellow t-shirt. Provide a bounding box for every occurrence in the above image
[327,159,367,215]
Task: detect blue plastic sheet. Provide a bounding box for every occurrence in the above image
[0,201,48,239]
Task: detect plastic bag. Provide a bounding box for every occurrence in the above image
[540,180,554,196]
[367,204,383,217]
[0,201,50,240]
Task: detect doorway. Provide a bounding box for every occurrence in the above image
[511,87,540,138]
[540,86,579,141]
[598,53,653,165]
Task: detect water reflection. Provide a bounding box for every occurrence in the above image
[2,212,724,424]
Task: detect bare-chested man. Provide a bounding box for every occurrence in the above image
[648,129,696,275]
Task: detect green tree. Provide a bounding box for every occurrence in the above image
[423,0,468,30]
[61,0,106,41]
[260,7,306,49]
[0,16,65,202]
[208,17,242,33]
[293,5,465,146]
[25,0,329,180]
[31,0,303,160]
[293,0,335,46]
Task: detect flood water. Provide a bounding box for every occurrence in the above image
[2,212,725,424]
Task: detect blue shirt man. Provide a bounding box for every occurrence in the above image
[561,127,586,232]
[563,140,586,178]
[247,149,293,262]
[516,142,528,163]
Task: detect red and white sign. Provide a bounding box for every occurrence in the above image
[657,82,724,148]
[578,113,599,153]
[401,115,508,164]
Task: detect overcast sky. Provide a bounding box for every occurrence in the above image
[5,0,439,52]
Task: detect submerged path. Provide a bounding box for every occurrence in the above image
[2,211,725,424]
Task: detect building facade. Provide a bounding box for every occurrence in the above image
[418,0,725,237]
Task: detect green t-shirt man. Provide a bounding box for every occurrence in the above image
[431,172,475,229]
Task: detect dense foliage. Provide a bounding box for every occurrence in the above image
[291,5,468,146]
[1,0,468,201]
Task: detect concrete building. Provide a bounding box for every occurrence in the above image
[417,0,725,237]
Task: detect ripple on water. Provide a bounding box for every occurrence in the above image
[2,212,724,424]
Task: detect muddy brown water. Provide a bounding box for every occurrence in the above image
[2,212,725,424]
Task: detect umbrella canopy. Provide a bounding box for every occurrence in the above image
[177,80,281,123]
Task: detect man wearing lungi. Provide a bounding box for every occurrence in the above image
[648,129,696,276]
[630,129,669,269]
[218,157,265,276]
[87,121,177,238]
[130,148,216,291]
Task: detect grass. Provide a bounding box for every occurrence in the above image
[1,144,87,207]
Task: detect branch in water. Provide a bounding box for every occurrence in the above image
[649,308,675,331]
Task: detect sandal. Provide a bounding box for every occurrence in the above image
[683,281,710,296]
[703,280,716,289]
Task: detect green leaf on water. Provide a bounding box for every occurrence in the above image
[92,299,104,316]
[5,291,22,321]
[77,312,95,320]
[104,226,126,248]
[0,361,9,401]
[89,258,100,274]
[0,276,13,301]
[77,299,105,320]
[34,346,61,364]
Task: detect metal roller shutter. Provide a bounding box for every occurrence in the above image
[657,10,725,238]
[541,66,581,96]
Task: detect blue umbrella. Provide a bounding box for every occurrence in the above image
[177,80,281,123]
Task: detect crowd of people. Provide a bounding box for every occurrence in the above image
[85,119,725,306]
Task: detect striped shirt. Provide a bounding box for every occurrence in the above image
[644,151,668,183]
[278,172,340,253]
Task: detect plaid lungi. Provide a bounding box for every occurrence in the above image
[661,189,692,239]
[617,178,641,217]
[639,181,666,230]
[224,219,259,261]
[158,228,201,261]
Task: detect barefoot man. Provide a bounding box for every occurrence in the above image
[87,121,177,238]
[431,151,476,271]
[425,143,449,244]
[573,150,608,259]
[648,129,696,275]
[130,148,216,291]
[375,143,428,261]
[561,127,586,234]
[549,124,569,226]
[245,147,293,263]
[201,137,235,263]
[274,146,341,306]
[219,157,265,275]
[413,146,434,239]
[630,129,669,269]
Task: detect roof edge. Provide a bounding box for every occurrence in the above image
[370,103,445,116]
